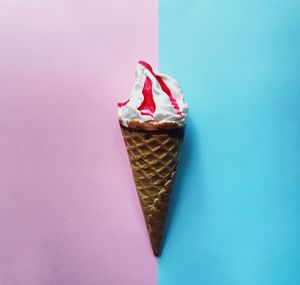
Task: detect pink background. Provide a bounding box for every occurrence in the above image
[0,1,157,284]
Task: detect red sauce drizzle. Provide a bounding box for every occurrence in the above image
[137,76,155,116]
[118,99,129,107]
[138,60,181,115]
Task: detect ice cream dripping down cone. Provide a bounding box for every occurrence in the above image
[118,61,188,256]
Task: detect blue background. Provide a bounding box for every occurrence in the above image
[159,0,300,284]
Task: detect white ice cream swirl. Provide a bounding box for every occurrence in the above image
[118,61,188,127]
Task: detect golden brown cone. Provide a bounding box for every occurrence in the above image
[120,123,184,256]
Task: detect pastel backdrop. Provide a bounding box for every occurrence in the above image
[1,0,300,285]
[159,0,300,284]
[0,1,157,284]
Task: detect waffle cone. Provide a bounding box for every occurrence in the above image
[120,122,184,256]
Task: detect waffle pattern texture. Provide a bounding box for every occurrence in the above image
[121,125,184,256]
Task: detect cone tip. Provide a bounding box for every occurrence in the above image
[153,249,161,257]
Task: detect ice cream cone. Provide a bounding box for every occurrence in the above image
[120,122,184,256]
[118,60,188,256]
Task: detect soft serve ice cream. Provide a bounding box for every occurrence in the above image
[118,61,188,256]
[118,61,188,128]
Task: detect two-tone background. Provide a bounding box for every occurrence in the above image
[0,0,299,284]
